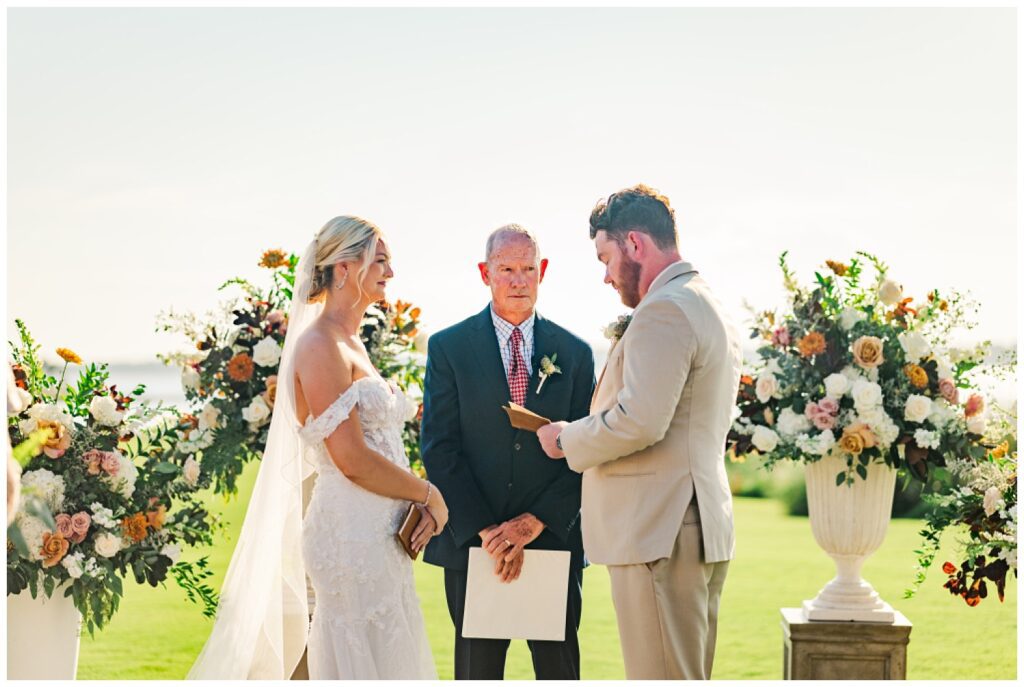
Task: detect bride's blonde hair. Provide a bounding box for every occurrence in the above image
[307,215,384,304]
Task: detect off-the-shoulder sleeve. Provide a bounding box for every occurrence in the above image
[299,385,360,444]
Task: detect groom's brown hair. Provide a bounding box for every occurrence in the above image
[588,184,677,250]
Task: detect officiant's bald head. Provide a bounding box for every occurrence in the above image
[478,224,548,326]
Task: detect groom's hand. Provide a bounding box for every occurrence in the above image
[482,513,545,563]
[537,421,568,459]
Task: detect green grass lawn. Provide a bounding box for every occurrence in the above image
[75,462,1016,680]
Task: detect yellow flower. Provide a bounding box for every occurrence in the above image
[259,249,289,269]
[56,348,82,365]
[903,363,929,389]
[990,441,1009,459]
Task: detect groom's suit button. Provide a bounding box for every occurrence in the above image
[514,443,521,451]
[507,482,513,488]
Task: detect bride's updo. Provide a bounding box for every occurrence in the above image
[307,215,384,303]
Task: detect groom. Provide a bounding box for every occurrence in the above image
[421,224,594,680]
[537,185,743,680]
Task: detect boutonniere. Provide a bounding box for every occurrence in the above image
[536,353,561,395]
[603,314,632,342]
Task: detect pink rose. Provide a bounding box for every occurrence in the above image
[69,512,91,544]
[81,449,103,475]
[100,452,120,477]
[267,310,287,335]
[804,402,821,420]
[818,397,840,416]
[938,378,959,405]
[771,327,791,348]
[811,412,837,431]
[964,393,984,418]
[55,513,75,540]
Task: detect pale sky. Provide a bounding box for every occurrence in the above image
[6,7,1017,364]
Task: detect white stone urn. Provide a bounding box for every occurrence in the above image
[7,589,82,679]
[802,452,897,623]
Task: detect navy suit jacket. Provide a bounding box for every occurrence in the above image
[421,305,595,571]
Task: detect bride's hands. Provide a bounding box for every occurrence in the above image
[425,483,449,535]
[410,506,436,553]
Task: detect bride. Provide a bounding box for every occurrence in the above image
[188,216,447,680]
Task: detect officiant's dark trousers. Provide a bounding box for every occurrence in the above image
[444,565,583,680]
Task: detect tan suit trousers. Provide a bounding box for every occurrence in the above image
[607,498,729,680]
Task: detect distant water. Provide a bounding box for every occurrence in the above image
[70,342,1015,410]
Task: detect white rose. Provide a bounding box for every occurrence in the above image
[89,395,124,427]
[197,402,221,432]
[878,279,903,306]
[904,394,933,424]
[934,356,954,380]
[777,408,811,438]
[61,552,85,579]
[839,306,867,331]
[252,337,283,367]
[928,399,957,429]
[181,365,201,391]
[182,456,201,486]
[755,373,778,404]
[983,486,1004,517]
[751,425,780,453]
[815,430,837,456]
[898,330,932,362]
[160,543,182,564]
[413,329,430,354]
[9,387,32,415]
[824,373,851,399]
[94,532,122,558]
[966,412,988,436]
[242,396,271,426]
[852,379,883,412]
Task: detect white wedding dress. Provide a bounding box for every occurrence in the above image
[298,375,437,680]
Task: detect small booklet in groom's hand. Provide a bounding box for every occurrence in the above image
[501,402,552,433]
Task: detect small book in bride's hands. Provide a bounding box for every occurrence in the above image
[395,504,422,560]
[501,402,552,433]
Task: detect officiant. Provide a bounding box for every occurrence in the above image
[420,224,595,680]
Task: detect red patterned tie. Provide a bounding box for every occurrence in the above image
[508,327,529,405]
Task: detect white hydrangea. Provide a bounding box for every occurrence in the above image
[873,413,901,450]
[180,428,215,453]
[89,395,124,427]
[797,430,836,456]
[840,365,863,384]
[252,336,283,367]
[21,468,66,513]
[89,503,119,530]
[839,306,867,331]
[913,428,941,450]
[934,355,954,381]
[13,512,48,561]
[731,417,754,436]
[904,394,933,424]
[852,379,883,412]
[242,396,272,427]
[105,453,139,499]
[751,425,780,453]
[18,403,74,437]
[824,373,851,399]
[898,330,932,363]
[776,407,811,438]
[997,547,1017,569]
[927,400,958,429]
[84,557,103,579]
[61,551,85,579]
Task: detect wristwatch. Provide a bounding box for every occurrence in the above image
[555,433,563,451]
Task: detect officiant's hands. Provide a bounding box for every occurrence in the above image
[482,512,545,569]
[537,421,568,459]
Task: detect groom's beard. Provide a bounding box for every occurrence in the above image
[618,254,642,308]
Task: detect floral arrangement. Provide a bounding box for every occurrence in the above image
[727,252,1015,486]
[7,321,218,634]
[907,418,1017,606]
[158,250,428,493]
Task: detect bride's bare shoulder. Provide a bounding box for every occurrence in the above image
[293,323,350,379]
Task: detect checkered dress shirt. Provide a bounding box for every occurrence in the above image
[490,306,535,380]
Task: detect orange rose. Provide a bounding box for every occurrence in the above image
[903,363,929,389]
[40,531,69,568]
[798,332,827,358]
[121,513,149,543]
[36,419,72,459]
[964,393,985,418]
[226,353,255,382]
[263,375,278,408]
[146,505,167,531]
[851,336,885,369]
[839,422,877,455]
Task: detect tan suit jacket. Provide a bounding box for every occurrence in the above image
[560,261,742,565]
